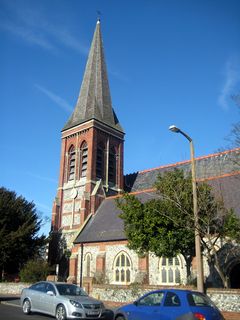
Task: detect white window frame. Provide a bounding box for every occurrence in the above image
[159,256,182,285]
[114,252,132,284]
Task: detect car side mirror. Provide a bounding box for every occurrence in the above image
[133,301,139,306]
[47,290,54,296]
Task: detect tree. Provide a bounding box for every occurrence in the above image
[47,230,70,281]
[117,192,195,278]
[19,259,53,283]
[0,187,46,280]
[117,169,240,288]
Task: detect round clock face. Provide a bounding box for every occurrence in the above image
[70,189,78,199]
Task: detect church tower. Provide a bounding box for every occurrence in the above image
[51,20,124,251]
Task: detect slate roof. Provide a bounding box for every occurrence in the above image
[207,174,240,216]
[63,20,123,133]
[74,191,156,244]
[125,148,240,192]
[74,148,240,244]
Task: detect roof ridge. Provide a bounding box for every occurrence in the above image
[109,170,240,200]
[124,147,240,176]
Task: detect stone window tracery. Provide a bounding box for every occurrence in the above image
[114,252,131,284]
[84,253,92,277]
[159,256,181,285]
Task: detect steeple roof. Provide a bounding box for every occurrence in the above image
[63,20,124,133]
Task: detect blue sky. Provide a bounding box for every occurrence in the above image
[1,0,240,235]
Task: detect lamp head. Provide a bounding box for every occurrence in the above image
[169,125,180,133]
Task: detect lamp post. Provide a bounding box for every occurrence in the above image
[169,125,204,293]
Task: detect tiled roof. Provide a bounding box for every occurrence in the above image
[74,197,126,243]
[125,148,240,192]
[74,148,240,244]
[207,174,240,216]
[63,20,123,133]
[74,191,156,244]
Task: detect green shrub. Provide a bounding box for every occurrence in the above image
[19,259,53,283]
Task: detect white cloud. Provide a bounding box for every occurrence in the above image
[35,84,73,113]
[0,1,88,54]
[26,171,58,184]
[1,20,56,51]
[46,26,89,55]
[109,69,130,83]
[35,202,52,213]
[218,56,240,110]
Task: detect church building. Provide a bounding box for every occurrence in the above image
[51,20,240,289]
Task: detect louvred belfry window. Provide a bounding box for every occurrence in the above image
[68,146,76,181]
[108,146,116,185]
[80,141,88,178]
[96,144,104,180]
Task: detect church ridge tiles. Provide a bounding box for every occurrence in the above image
[62,20,124,133]
[124,147,240,177]
[124,147,240,193]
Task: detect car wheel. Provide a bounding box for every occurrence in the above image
[115,315,126,320]
[56,304,67,320]
[22,299,31,315]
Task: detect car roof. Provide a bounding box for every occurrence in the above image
[48,282,70,284]
[142,289,201,295]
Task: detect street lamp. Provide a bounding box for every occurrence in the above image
[169,125,204,292]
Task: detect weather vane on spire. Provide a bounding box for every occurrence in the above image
[97,10,101,22]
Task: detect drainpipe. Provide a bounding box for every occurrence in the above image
[80,243,84,287]
[105,138,109,192]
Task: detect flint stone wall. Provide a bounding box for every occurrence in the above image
[91,285,240,312]
[1,283,240,312]
[0,283,29,295]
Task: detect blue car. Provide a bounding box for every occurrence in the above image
[114,289,224,320]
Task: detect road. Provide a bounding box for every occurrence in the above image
[0,296,114,320]
[0,303,53,320]
[1,296,240,320]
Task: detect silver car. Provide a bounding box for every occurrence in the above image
[20,281,106,320]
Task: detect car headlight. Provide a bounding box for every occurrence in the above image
[70,300,82,308]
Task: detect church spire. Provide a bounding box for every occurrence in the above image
[63,20,123,133]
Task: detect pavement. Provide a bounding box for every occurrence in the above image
[1,295,240,320]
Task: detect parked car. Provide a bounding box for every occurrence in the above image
[20,281,110,320]
[114,289,224,320]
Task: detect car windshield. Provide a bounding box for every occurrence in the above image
[55,284,88,296]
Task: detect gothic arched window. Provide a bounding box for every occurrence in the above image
[68,145,75,181]
[96,143,104,180]
[114,252,131,284]
[84,253,92,277]
[109,146,116,185]
[80,141,88,178]
[159,256,181,285]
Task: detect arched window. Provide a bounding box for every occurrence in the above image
[159,256,181,285]
[68,146,75,181]
[84,253,92,277]
[96,144,104,180]
[108,146,116,185]
[80,141,88,178]
[114,252,131,284]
